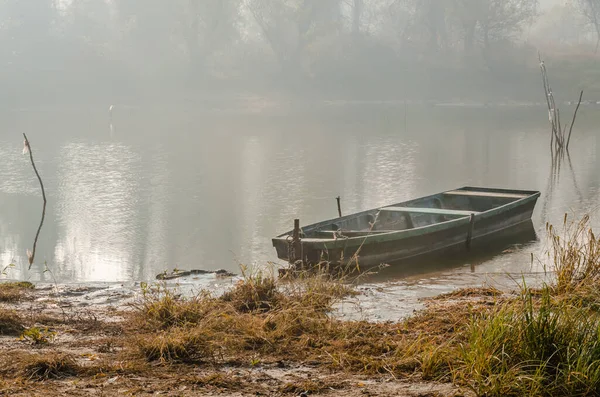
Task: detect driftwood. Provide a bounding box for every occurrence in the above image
[156,269,236,280]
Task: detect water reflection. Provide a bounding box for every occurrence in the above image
[361,139,418,210]
[54,142,142,281]
[364,220,539,282]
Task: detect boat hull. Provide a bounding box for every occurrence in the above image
[272,187,540,269]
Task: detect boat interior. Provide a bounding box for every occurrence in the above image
[301,188,535,239]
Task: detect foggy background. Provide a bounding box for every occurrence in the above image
[0,0,598,108]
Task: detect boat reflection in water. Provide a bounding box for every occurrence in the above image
[362,219,538,282]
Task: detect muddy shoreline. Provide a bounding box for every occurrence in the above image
[0,281,477,397]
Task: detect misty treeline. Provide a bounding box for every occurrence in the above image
[580,0,600,52]
[0,0,598,106]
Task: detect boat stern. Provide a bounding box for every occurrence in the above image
[272,237,291,261]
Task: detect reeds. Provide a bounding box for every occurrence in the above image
[453,215,600,396]
[456,287,600,396]
[546,214,600,296]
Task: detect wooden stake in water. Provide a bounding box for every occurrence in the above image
[336,196,342,218]
[292,219,301,264]
[466,213,476,252]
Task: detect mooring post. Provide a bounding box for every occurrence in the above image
[466,213,476,251]
[292,219,302,264]
[336,196,342,218]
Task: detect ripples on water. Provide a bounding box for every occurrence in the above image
[0,105,599,318]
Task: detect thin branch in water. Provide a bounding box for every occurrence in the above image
[539,54,583,156]
[23,133,47,270]
[539,54,561,147]
[556,108,563,147]
[567,90,584,150]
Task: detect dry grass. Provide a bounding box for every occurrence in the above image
[0,281,34,302]
[136,326,214,363]
[0,269,464,396]
[0,308,24,335]
[221,269,281,313]
[434,287,503,299]
[19,353,79,380]
[126,269,465,379]
[133,285,211,330]
[546,215,600,295]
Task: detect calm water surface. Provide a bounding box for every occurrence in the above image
[1,104,599,318]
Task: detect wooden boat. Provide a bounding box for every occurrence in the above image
[272,187,540,269]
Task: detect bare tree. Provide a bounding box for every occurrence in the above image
[114,0,242,82]
[352,0,364,37]
[452,0,537,47]
[579,0,600,53]
[247,0,342,77]
[477,0,538,49]
[452,0,486,55]
[0,0,58,64]
[179,0,242,76]
[114,0,182,77]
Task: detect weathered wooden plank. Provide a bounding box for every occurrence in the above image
[379,207,478,217]
[444,190,529,199]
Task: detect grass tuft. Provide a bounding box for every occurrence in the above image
[221,268,281,313]
[136,327,212,363]
[0,282,34,302]
[0,308,24,335]
[21,353,79,380]
[134,283,212,330]
[547,215,600,295]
